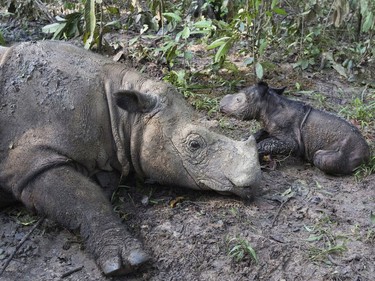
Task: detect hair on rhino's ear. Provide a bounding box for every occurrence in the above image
[114,90,158,113]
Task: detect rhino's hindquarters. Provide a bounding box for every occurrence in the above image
[312,145,370,175]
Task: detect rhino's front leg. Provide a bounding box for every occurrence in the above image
[257,137,298,157]
[0,189,17,208]
[20,165,149,276]
[253,129,270,142]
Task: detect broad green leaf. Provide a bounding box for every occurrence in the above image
[258,39,268,56]
[360,0,368,16]
[371,211,375,224]
[222,61,238,72]
[255,62,264,79]
[106,6,120,15]
[214,39,232,63]
[184,50,193,61]
[175,30,182,42]
[0,30,5,45]
[181,26,190,39]
[243,57,254,66]
[246,245,258,263]
[84,0,96,49]
[306,234,322,242]
[273,7,287,15]
[362,12,374,32]
[332,63,347,78]
[207,37,231,50]
[129,36,139,45]
[194,20,213,29]
[52,23,67,39]
[163,12,182,23]
[42,22,64,34]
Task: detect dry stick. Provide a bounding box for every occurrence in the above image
[0,216,45,276]
[271,197,292,227]
[33,0,55,23]
[61,265,84,279]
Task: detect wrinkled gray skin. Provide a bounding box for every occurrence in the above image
[220,82,370,175]
[0,41,261,276]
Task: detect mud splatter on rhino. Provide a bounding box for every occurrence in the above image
[220,82,370,175]
[0,41,261,276]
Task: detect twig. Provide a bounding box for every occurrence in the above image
[34,0,55,23]
[0,216,45,276]
[271,197,292,227]
[61,265,84,279]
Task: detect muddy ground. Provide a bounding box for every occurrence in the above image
[0,15,374,281]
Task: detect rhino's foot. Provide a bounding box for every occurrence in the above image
[99,245,150,276]
[88,227,150,276]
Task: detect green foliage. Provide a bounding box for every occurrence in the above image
[1,0,41,20]
[304,216,348,264]
[227,236,258,263]
[354,154,375,181]
[33,0,375,114]
[163,70,218,114]
[42,0,120,49]
[42,12,83,40]
[206,0,286,79]
[285,0,375,74]
[0,29,5,45]
[339,92,375,128]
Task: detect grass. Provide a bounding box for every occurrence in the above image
[354,154,375,181]
[339,94,375,129]
[308,243,347,264]
[304,215,349,264]
[227,236,258,264]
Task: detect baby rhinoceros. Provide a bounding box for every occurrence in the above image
[0,41,261,276]
[220,82,371,175]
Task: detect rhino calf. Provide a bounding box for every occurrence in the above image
[220,82,371,175]
[0,41,261,276]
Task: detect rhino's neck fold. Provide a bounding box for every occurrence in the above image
[104,80,131,176]
[128,115,147,179]
[259,92,280,122]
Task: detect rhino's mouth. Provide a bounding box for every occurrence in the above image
[198,179,255,199]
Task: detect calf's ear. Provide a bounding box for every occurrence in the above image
[114,90,158,113]
[257,81,269,96]
[271,86,287,95]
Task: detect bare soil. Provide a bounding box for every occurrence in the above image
[0,17,374,281]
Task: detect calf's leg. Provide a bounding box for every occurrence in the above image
[19,165,149,276]
[313,149,354,175]
[257,137,298,157]
[0,189,17,208]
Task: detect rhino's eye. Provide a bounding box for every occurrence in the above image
[186,135,205,152]
[236,97,242,103]
[189,140,201,150]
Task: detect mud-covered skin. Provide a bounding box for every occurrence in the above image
[220,82,371,175]
[0,41,261,276]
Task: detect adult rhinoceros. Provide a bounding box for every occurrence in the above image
[0,41,261,276]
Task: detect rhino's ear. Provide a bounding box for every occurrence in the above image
[114,90,158,113]
[271,86,287,95]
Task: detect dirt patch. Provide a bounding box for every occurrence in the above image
[1,163,374,281]
[1,16,374,281]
